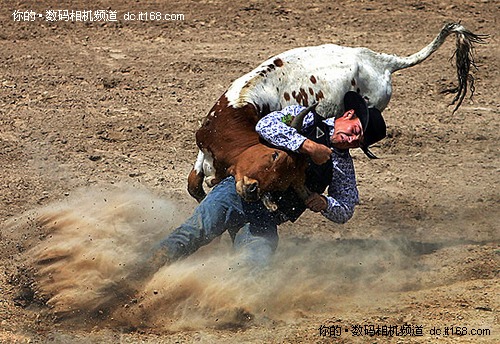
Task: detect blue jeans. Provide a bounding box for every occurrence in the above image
[159,176,285,267]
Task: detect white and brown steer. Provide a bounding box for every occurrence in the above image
[187,22,487,203]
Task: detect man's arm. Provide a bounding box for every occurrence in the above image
[304,155,359,223]
[256,106,332,164]
[255,105,311,151]
[321,154,359,223]
[299,139,334,165]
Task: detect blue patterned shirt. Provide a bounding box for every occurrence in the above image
[255,105,359,223]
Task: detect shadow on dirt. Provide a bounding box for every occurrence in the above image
[285,236,493,257]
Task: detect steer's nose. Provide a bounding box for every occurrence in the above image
[247,181,258,194]
[244,180,260,201]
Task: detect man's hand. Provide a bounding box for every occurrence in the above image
[305,193,328,212]
[299,139,332,165]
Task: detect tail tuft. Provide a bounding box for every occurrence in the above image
[440,23,489,113]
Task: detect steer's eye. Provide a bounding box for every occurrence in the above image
[272,151,279,161]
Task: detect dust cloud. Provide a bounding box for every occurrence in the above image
[23,185,188,317]
[19,186,438,331]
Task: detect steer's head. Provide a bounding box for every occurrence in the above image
[231,102,316,202]
[231,146,306,202]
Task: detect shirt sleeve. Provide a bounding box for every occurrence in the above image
[255,105,315,152]
[321,151,359,223]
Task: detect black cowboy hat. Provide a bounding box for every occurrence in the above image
[342,91,387,159]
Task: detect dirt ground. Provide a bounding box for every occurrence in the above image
[0,0,498,343]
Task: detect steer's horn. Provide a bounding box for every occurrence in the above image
[290,102,318,131]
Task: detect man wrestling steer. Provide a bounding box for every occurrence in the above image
[148,91,387,270]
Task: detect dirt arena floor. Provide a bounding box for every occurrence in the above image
[1,0,498,343]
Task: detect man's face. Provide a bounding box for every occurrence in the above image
[331,109,364,149]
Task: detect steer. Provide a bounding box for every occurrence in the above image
[188,99,315,204]
[187,22,487,203]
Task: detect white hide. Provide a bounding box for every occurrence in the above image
[226,45,392,118]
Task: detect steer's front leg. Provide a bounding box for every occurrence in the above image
[187,168,206,203]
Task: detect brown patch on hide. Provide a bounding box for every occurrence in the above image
[316,90,324,101]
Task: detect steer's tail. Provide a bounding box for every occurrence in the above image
[386,22,488,113]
